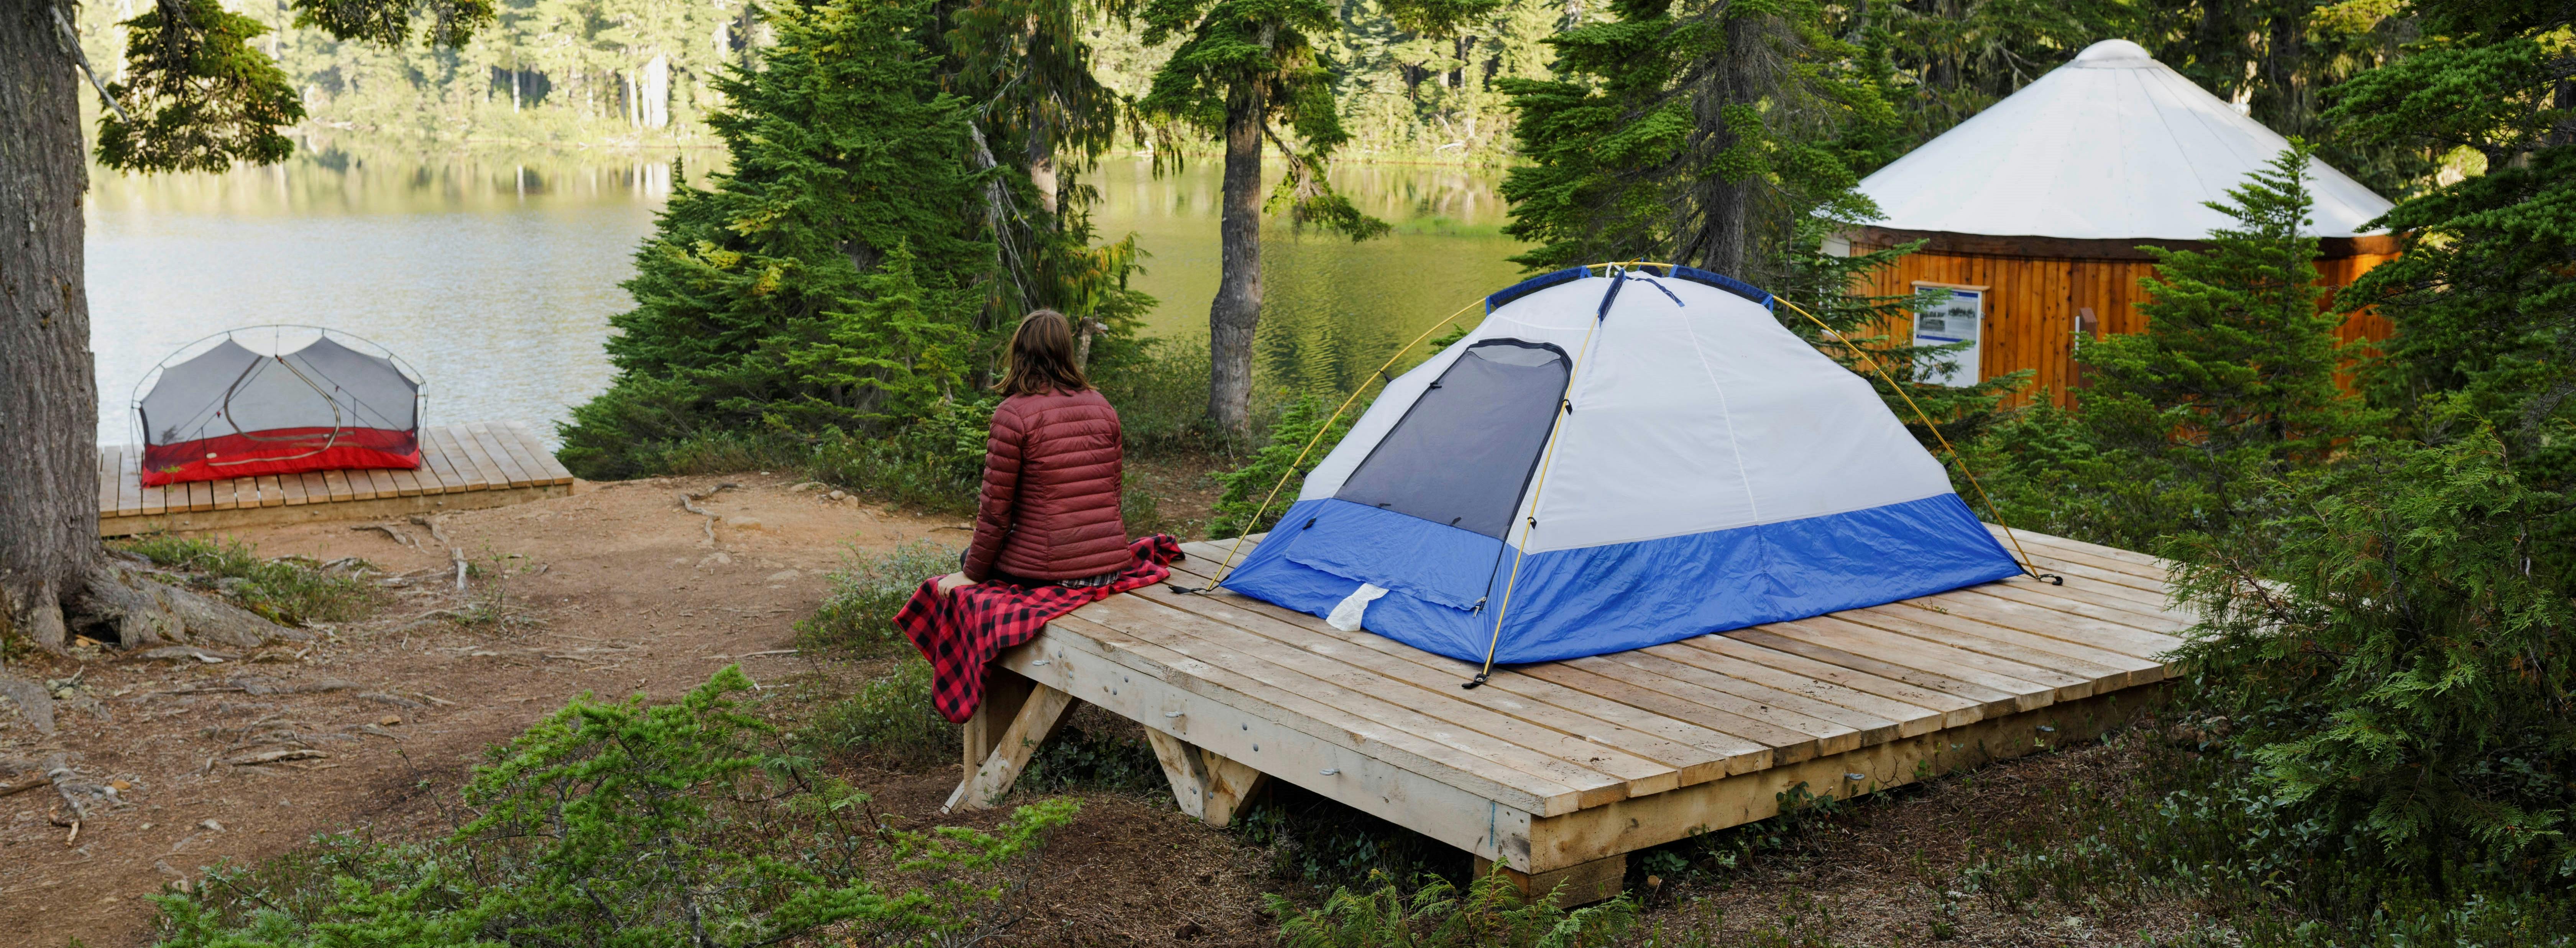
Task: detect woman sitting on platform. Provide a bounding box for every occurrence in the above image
[935,309,1130,594]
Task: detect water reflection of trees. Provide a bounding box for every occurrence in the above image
[88,144,720,216]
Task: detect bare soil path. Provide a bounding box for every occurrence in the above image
[0,474,955,946]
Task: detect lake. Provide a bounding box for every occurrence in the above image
[85,149,1529,446]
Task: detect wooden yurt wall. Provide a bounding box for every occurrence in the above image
[1848,242,2397,406]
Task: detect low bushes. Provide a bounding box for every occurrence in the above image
[797,541,961,652]
[151,667,1073,947]
[802,657,956,767]
[1273,868,1637,948]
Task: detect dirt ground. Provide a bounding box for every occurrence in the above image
[1,477,925,943]
[0,469,2193,948]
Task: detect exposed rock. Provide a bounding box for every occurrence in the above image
[0,673,55,735]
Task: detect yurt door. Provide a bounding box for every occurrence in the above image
[1911,281,1986,386]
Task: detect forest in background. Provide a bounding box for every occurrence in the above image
[66,0,2446,182]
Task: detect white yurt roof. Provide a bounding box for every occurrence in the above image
[1855,39,2393,242]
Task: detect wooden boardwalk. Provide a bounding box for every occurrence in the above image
[951,526,2183,901]
[98,421,575,536]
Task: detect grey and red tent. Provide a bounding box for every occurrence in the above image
[134,328,424,487]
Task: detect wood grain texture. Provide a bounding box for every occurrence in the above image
[944,683,1077,812]
[1852,243,2393,406]
[958,530,2181,885]
[97,423,561,533]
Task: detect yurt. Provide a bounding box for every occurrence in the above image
[133,328,425,486]
[1216,265,2025,671]
[1842,38,2400,402]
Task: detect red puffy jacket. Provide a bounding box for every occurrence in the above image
[962,388,1130,582]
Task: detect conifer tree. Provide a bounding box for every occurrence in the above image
[1497,0,1890,284]
[2158,2,2576,884]
[1133,0,1440,436]
[2081,142,2355,467]
[557,0,994,477]
[1976,143,2356,549]
[943,0,1155,344]
[2331,0,2576,492]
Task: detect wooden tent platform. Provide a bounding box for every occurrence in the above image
[950,526,2183,902]
[98,421,575,537]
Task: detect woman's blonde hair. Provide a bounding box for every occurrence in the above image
[995,309,1091,397]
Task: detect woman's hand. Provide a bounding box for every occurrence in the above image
[934,572,975,595]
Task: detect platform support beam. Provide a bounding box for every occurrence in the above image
[1473,854,1627,907]
[945,673,1076,813]
[1145,729,1270,827]
[963,669,1035,778]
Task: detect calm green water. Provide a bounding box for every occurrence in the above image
[85,151,1527,445]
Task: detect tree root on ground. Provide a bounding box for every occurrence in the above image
[679,482,742,548]
[3,561,310,659]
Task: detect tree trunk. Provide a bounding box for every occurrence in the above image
[2258,10,2307,135]
[1695,11,1758,278]
[1027,112,1059,218]
[1207,82,1265,438]
[0,0,104,653]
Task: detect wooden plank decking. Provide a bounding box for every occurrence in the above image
[97,420,576,536]
[951,526,2184,902]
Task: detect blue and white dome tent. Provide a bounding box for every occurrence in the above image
[1210,264,2027,676]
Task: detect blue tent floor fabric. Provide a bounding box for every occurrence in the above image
[1224,495,2021,664]
[1215,265,2026,666]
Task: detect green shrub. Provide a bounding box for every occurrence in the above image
[562,400,992,516]
[116,535,374,626]
[1965,145,2358,555]
[798,541,962,651]
[803,658,955,767]
[1234,785,1461,889]
[1272,867,1638,948]
[1017,717,1166,795]
[1208,394,1360,538]
[2171,430,2576,888]
[150,666,1076,946]
[1094,335,1224,455]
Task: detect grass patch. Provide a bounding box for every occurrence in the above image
[802,657,956,768]
[798,541,959,653]
[116,535,376,626]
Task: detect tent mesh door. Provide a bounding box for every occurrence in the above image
[1335,339,1571,538]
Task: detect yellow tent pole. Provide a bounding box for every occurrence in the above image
[1199,297,1487,587]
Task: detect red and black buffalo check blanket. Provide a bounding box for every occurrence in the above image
[894,534,1184,723]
